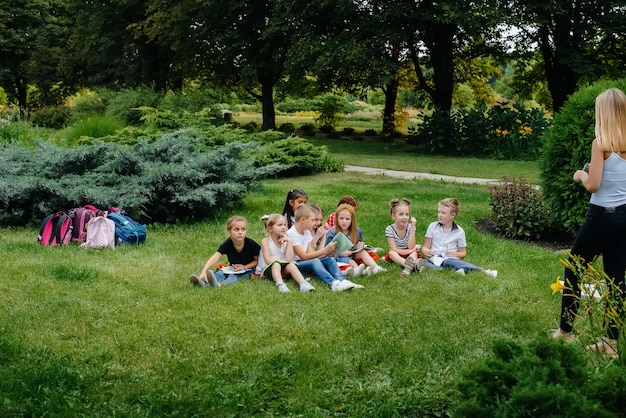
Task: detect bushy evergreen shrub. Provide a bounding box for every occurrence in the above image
[276,98,316,113]
[0,130,288,226]
[253,136,344,176]
[541,79,626,233]
[314,94,348,128]
[453,337,624,417]
[299,123,316,136]
[489,176,551,239]
[103,86,163,125]
[30,106,73,129]
[278,123,296,134]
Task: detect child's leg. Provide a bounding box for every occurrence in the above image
[297,259,335,287]
[386,251,407,267]
[355,250,378,268]
[320,257,347,281]
[268,262,286,285]
[284,262,305,284]
[442,259,481,273]
[220,269,254,285]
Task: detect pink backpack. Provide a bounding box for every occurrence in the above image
[37,212,73,246]
[80,216,116,249]
[69,205,100,243]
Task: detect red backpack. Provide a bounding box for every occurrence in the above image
[37,212,73,246]
[69,205,100,243]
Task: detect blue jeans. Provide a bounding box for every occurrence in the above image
[560,204,626,339]
[296,257,346,287]
[214,268,255,285]
[423,258,482,273]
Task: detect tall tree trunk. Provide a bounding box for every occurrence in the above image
[423,22,455,113]
[260,75,276,131]
[16,76,27,120]
[539,25,579,112]
[382,75,399,135]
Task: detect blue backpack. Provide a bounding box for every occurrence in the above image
[106,212,147,245]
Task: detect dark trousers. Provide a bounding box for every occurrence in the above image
[560,204,626,339]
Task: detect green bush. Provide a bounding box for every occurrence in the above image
[299,123,316,136]
[314,93,348,128]
[70,90,107,120]
[65,115,124,146]
[278,122,296,134]
[540,79,626,233]
[30,106,73,129]
[103,86,163,125]
[410,103,550,160]
[489,176,551,239]
[276,98,316,113]
[453,337,625,417]
[253,136,344,177]
[0,131,289,226]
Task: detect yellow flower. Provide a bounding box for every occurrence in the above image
[551,277,566,295]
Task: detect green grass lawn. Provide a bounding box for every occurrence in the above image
[307,137,542,184]
[0,172,566,416]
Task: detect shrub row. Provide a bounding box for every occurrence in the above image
[0,129,342,226]
[409,102,550,161]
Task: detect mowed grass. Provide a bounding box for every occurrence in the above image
[0,172,565,416]
[306,137,542,184]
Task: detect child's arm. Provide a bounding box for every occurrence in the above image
[293,241,337,260]
[260,238,278,265]
[200,251,223,279]
[283,237,295,262]
[446,246,466,259]
[421,237,434,258]
[407,217,418,249]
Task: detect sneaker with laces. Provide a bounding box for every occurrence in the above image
[189,274,205,287]
[455,268,466,275]
[363,266,373,276]
[299,281,315,292]
[277,283,291,293]
[343,279,364,289]
[353,264,367,276]
[414,258,425,273]
[371,265,386,274]
[344,267,355,277]
[484,269,498,278]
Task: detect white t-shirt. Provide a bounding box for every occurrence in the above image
[425,221,466,259]
[287,226,313,261]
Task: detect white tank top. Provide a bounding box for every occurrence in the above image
[590,152,626,207]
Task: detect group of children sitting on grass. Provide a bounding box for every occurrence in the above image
[189,189,497,293]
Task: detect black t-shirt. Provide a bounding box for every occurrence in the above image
[217,237,261,265]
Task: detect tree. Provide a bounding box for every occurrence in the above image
[139,0,304,131]
[0,0,68,115]
[508,0,626,111]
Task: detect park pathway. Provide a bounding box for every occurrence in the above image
[344,165,500,185]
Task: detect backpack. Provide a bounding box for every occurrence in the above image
[106,211,147,245]
[69,205,100,243]
[37,211,73,246]
[81,216,116,249]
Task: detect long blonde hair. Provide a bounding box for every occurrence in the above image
[595,88,626,152]
[334,204,359,244]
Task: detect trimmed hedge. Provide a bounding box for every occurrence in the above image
[540,78,626,233]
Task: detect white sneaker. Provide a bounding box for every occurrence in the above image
[455,268,465,276]
[402,256,416,276]
[277,283,290,293]
[363,266,373,276]
[331,280,354,291]
[343,279,364,289]
[344,267,355,277]
[353,264,367,276]
[484,269,498,278]
[371,265,386,274]
[299,281,315,292]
